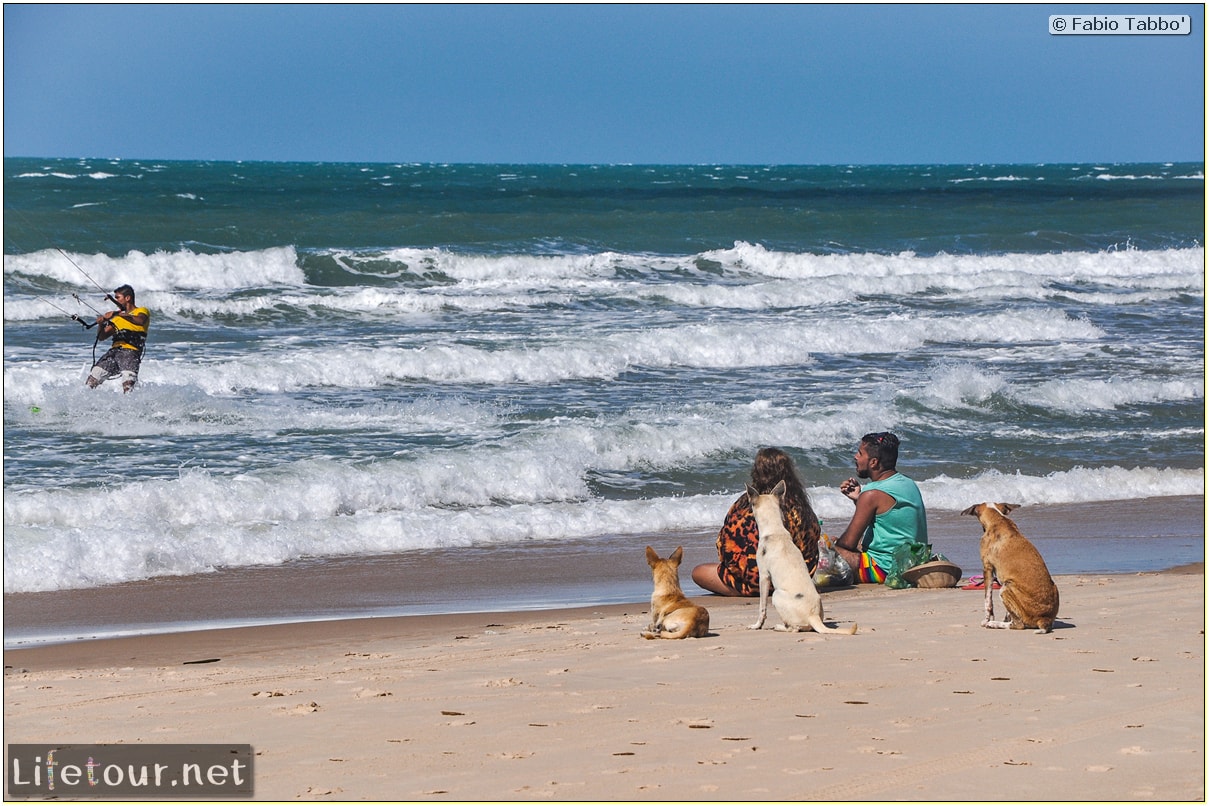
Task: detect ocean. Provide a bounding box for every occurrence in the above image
[3,159,1204,612]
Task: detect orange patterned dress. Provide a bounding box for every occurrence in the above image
[716,493,819,596]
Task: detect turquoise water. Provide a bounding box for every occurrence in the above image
[3,159,1204,594]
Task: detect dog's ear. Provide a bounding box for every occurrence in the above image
[645,546,660,567]
[1000,503,1020,514]
[745,483,758,500]
[668,546,684,565]
[772,479,786,498]
[960,504,981,516]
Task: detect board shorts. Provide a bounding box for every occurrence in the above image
[89,347,142,386]
[854,552,887,584]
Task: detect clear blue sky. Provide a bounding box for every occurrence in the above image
[4,3,1204,164]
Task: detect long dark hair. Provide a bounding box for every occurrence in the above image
[748,447,820,538]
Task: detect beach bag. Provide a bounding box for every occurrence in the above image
[814,535,854,588]
[884,543,916,588]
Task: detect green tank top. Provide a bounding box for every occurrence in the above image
[860,472,929,571]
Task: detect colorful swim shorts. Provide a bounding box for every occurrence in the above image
[855,552,887,584]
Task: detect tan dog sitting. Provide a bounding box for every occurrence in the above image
[641,546,710,639]
[748,482,857,635]
[962,503,1060,634]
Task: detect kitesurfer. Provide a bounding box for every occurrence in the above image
[85,284,149,393]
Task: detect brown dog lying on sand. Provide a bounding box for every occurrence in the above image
[641,546,710,639]
[962,502,1060,634]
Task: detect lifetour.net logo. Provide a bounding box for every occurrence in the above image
[7,744,253,797]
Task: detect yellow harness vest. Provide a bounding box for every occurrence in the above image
[111,306,150,352]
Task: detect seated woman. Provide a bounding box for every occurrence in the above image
[691,447,821,596]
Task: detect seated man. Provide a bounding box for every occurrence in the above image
[832,432,928,583]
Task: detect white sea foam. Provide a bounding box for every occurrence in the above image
[5,246,1203,316]
[4,276,1197,325]
[1029,377,1206,412]
[3,460,1201,593]
[702,243,1203,289]
[916,467,1205,511]
[948,175,1043,183]
[3,308,1107,395]
[1092,173,1170,181]
[4,246,304,292]
[917,364,1205,414]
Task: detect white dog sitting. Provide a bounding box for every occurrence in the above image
[748,481,858,635]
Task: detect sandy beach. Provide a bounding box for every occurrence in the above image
[5,564,1203,801]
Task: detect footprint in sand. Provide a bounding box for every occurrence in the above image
[305,786,343,796]
[353,688,393,699]
[484,678,525,688]
[277,701,321,715]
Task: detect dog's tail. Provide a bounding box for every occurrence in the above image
[812,617,858,635]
